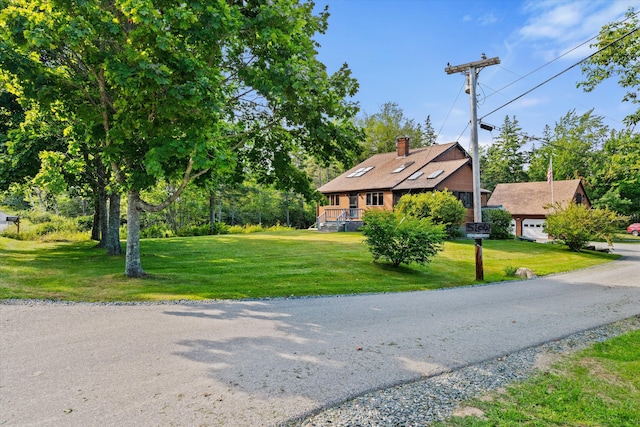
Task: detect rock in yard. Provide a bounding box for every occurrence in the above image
[516,268,537,279]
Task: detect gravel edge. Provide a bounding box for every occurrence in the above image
[285,315,640,427]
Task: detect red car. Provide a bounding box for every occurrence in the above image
[628,223,640,237]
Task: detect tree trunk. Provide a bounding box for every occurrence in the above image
[92,169,108,247]
[98,186,108,247]
[125,190,144,277]
[91,197,101,241]
[209,191,215,233]
[106,193,122,256]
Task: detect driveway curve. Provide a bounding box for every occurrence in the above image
[2,243,640,426]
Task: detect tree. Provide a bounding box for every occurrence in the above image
[423,115,437,146]
[1,1,362,277]
[544,203,620,251]
[358,102,429,159]
[528,110,608,186]
[482,208,513,240]
[579,8,640,126]
[361,210,445,267]
[481,115,528,191]
[590,129,640,216]
[395,190,466,238]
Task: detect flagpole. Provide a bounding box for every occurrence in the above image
[548,157,554,206]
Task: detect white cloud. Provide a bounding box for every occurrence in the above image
[479,13,498,25]
[516,0,640,62]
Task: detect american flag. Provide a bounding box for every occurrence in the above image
[547,158,553,184]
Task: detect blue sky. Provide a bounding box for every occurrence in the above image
[314,0,640,149]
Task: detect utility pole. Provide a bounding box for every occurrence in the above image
[445,54,500,281]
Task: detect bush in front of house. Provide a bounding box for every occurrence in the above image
[395,190,466,238]
[544,203,621,251]
[482,208,513,239]
[361,210,445,267]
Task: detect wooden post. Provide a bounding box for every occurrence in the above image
[447,56,499,283]
[475,238,484,281]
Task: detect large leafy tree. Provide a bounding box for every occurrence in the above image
[528,110,608,187]
[358,102,430,160]
[481,115,528,191]
[579,8,640,126]
[590,129,640,215]
[1,0,362,277]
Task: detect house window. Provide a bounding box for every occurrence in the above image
[407,171,423,180]
[575,193,583,204]
[366,192,384,206]
[453,191,473,208]
[328,194,340,206]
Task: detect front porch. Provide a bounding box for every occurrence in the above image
[316,208,364,232]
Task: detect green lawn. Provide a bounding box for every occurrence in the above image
[438,328,640,426]
[0,230,619,302]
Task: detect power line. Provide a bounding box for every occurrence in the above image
[480,23,640,121]
[436,78,466,141]
[484,9,639,102]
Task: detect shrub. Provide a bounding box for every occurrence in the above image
[140,224,173,239]
[75,216,94,232]
[544,203,621,251]
[267,223,294,232]
[482,208,513,239]
[0,214,88,242]
[395,193,431,219]
[361,210,445,267]
[395,190,466,239]
[228,224,265,234]
[24,211,52,224]
[503,265,518,277]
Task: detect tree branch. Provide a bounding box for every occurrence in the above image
[138,157,210,213]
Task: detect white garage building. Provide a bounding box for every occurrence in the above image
[487,179,591,241]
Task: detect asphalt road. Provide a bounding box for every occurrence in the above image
[1,243,639,426]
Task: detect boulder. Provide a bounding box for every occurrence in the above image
[515,267,537,279]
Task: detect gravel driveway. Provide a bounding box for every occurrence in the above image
[0,211,10,232]
[1,243,639,426]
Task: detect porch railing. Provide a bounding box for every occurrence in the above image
[321,208,364,221]
[316,208,364,231]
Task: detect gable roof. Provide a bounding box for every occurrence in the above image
[318,142,470,193]
[487,179,588,216]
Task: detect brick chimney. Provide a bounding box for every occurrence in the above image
[396,136,410,157]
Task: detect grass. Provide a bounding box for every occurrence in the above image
[0,230,619,302]
[436,328,640,426]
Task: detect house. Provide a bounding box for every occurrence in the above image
[316,137,488,231]
[486,179,591,240]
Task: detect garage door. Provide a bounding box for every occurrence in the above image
[522,219,547,240]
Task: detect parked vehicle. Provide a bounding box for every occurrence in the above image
[627,223,640,236]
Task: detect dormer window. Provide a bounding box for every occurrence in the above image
[427,170,444,179]
[391,161,415,173]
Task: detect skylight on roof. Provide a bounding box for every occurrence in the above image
[346,168,365,178]
[347,166,374,178]
[427,170,444,179]
[391,161,414,173]
[407,171,423,180]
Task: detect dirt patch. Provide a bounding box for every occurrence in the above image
[452,406,486,419]
[534,351,564,371]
